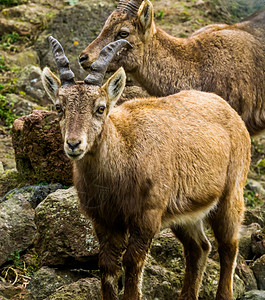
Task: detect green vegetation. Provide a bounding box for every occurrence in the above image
[244,189,263,208]
[0,0,21,7]
[0,94,20,128]
[0,56,10,73]
[0,32,21,51]
[0,249,39,285]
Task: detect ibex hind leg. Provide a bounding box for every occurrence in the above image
[171,221,211,300]
[208,190,244,300]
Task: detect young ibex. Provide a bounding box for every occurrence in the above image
[42,36,251,300]
[79,0,265,136]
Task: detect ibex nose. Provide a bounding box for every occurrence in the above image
[79,54,88,65]
[67,140,81,151]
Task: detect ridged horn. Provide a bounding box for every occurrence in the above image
[48,36,75,85]
[117,0,129,11]
[124,0,143,16]
[84,39,132,86]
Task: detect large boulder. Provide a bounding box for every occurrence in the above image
[34,187,99,267]
[0,192,36,266]
[12,110,72,185]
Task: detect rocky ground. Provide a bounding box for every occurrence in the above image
[0,0,265,299]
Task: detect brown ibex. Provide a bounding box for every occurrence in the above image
[42,37,251,300]
[79,0,265,135]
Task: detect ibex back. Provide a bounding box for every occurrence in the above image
[80,0,265,135]
[43,37,251,300]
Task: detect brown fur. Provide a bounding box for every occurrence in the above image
[42,65,250,300]
[80,2,265,135]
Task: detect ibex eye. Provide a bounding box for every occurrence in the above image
[97,106,105,114]
[119,31,129,38]
[55,103,63,113]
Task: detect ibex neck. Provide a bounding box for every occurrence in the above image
[134,27,201,96]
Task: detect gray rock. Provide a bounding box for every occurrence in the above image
[5,93,39,116]
[241,290,265,300]
[244,206,265,227]
[251,232,265,258]
[236,254,257,291]
[46,277,101,300]
[252,254,265,290]
[16,65,50,105]
[239,223,262,260]
[26,267,81,300]
[0,183,64,208]
[0,193,36,266]
[0,49,39,69]
[34,187,99,267]
[0,282,33,300]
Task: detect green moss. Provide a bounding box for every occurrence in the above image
[244,189,263,208]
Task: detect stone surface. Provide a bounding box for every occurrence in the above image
[34,187,99,266]
[239,223,262,260]
[236,254,257,290]
[26,267,81,300]
[241,290,265,300]
[252,254,265,290]
[244,206,265,227]
[0,282,32,300]
[0,183,64,208]
[12,110,72,185]
[46,277,101,300]
[0,192,36,266]
[16,65,51,105]
[251,232,265,258]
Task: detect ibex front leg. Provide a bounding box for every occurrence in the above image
[94,223,127,300]
[122,210,162,300]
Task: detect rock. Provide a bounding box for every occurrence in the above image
[0,49,39,69]
[34,187,99,267]
[0,161,4,175]
[16,65,50,105]
[244,206,265,227]
[5,93,39,116]
[245,179,265,200]
[252,254,265,290]
[0,135,15,172]
[0,192,36,266]
[35,1,115,80]
[142,258,181,300]
[46,277,101,300]
[0,3,55,36]
[239,223,262,260]
[241,290,265,300]
[251,232,265,258]
[12,110,72,186]
[26,266,82,300]
[0,183,64,208]
[0,282,32,300]
[236,254,257,290]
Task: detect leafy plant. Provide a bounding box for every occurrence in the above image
[0,56,10,73]
[0,32,21,51]
[0,94,19,128]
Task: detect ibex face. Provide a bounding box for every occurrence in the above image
[79,0,155,72]
[42,37,127,160]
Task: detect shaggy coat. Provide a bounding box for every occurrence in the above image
[80,2,265,135]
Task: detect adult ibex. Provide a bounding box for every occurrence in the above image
[42,37,251,300]
[79,0,265,135]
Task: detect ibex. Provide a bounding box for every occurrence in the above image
[79,0,265,136]
[42,37,251,300]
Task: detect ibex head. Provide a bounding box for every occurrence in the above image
[79,0,155,72]
[42,36,129,160]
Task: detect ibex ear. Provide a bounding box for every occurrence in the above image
[138,0,155,35]
[41,67,61,104]
[102,67,126,115]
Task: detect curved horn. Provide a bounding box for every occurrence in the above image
[117,0,129,11]
[84,39,132,86]
[48,36,75,85]
[124,0,143,16]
